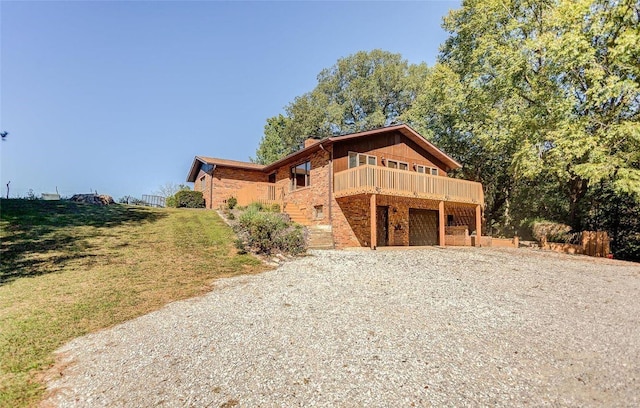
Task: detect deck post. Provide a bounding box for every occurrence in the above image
[370,194,377,249]
[438,200,445,247]
[475,204,482,247]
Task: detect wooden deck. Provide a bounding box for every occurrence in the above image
[235,182,283,207]
[333,165,484,206]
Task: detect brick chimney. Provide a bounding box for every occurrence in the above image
[304,138,318,148]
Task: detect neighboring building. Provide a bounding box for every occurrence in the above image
[187,124,484,249]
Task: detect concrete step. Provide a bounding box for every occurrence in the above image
[307,225,334,249]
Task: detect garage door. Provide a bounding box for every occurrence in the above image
[409,209,438,246]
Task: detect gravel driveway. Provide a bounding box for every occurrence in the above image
[43,247,640,407]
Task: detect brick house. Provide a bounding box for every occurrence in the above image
[187,124,484,249]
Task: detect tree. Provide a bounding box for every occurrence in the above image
[155,182,190,198]
[405,0,639,234]
[252,115,290,165]
[254,50,429,164]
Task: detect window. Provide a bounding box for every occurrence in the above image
[291,161,311,190]
[268,173,276,183]
[447,214,455,226]
[416,165,439,176]
[200,176,206,190]
[314,205,324,220]
[387,159,408,171]
[348,152,377,168]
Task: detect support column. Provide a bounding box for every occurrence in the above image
[475,204,482,247]
[438,201,445,247]
[370,194,377,249]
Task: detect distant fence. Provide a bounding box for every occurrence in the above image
[543,231,610,257]
[141,195,166,208]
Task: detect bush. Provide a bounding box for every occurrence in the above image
[234,238,247,254]
[235,207,306,255]
[246,202,264,212]
[274,225,306,255]
[168,190,205,208]
[531,220,573,243]
[227,197,237,210]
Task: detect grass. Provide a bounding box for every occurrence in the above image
[0,199,264,407]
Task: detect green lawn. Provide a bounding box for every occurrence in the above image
[0,199,264,407]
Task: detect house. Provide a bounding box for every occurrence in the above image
[186,124,484,249]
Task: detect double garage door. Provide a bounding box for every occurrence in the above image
[409,209,439,246]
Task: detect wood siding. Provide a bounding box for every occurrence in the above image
[333,130,448,175]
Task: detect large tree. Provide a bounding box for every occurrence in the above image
[253,50,429,164]
[404,0,639,234]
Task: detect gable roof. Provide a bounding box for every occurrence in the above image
[186,156,265,182]
[187,124,462,182]
[262,124,462,172]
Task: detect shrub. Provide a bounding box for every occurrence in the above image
[169,190,205,208]
[236,207,306,255]
[247,202,264,212]
[227,197,237,210]
[531,221,572,243]
[274,225,306,255]
[234,238,247,254]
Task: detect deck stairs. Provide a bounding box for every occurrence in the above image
[283,203,312,226]
[283,203,334,249]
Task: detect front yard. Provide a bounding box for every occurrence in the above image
[0,200,264,407]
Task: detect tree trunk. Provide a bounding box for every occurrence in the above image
[568,176,588,230]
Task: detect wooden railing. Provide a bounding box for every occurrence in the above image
[334,165,484,205]
[235,182,283,207]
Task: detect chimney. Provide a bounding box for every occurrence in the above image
[304,138,317,148]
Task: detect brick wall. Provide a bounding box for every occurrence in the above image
[192,170,213,209]
[275,149,333,226]
[333,195,371,247]
[195,167,268,209]
[332,194,480,248]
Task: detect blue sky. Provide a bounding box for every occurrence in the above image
[1,0,459,200]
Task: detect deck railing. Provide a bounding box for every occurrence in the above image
[333,165,484,205]
[235,182,283,207]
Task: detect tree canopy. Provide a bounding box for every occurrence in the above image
[253,50,428,164]
[404,0,639,235]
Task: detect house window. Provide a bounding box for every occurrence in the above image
[416,165,439,176]
[314,205,324,220]
[387,159,408,171]
[268,172,276,183]
[291,161,311,190]
[447,214,455,226]
[200,176,206,190]
[348,152,377,168]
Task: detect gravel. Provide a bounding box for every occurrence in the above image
[43,247,640,407]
